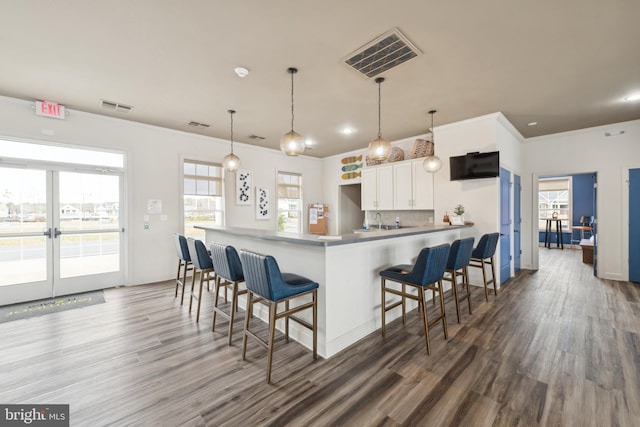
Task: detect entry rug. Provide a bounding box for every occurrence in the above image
[0,290,105,323]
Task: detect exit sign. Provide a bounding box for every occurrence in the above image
[35,101,65,119]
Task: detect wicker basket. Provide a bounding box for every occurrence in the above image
[410,138,434,159]
[388,147,405,162]
[365,155,382,166]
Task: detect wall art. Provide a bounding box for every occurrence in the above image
[256,186,270,219]
[236,169,252,205]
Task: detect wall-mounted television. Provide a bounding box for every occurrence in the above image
[449,151,500,181]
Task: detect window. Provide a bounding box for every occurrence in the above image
[538,177,571,231]
[277,171,302,233]
[183,160,224,239]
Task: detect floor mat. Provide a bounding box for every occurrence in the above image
[0,290,105,323]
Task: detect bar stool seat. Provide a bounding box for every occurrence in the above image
[186,238,215,323]
[442,237,475,323]
[210,243,247,345]
[239,249,318,384]
[468,232,500,301]
[172,233,193,305]
[379,243,450,355]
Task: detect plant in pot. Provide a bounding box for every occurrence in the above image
[454,204,465,218]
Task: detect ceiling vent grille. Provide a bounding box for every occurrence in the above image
[344,28,421,78]
[100,99,134,113]
[248,134,265,140]
[186,121,210,128]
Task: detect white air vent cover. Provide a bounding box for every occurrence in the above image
[100,99,134,113]
[344,28,421,78]
[186,121,210,128]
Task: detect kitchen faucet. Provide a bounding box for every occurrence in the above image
[374,212,383,229]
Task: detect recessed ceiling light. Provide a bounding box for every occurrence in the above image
[624,93,640,101]
[305,138,315,146]
[340,127,355,135]
[528,121,538,126]
[234,67,249,78]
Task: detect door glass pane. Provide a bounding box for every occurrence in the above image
[59,232,120,278]
[0,167,48,286]
[58,172,120,278]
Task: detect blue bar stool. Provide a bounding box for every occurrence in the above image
[210,243,247,345]
[468,232,500,301]
[239,249,318,384]
[186,238,215,323]
[442,237,475,323]
[380,243,450,355]
[172,234,192,305]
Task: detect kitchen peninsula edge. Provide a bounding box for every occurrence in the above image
[196,224,474,358]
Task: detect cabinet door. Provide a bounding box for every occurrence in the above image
[376,165,394,210]
[361,167,378,211]
[412,159,434,209]
[394,162,413,210]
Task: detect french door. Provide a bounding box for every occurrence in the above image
[0,166,124,305]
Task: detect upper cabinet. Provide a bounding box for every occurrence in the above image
[361,165,393,211]
[363,159,433,211]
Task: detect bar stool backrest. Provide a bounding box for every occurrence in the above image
[210,243,244,282]
[173,233,190,262]
[186,238,213,270]
[472,233,500,259]
[406,243,450,286]
[447,237,475,270]
[240,250,290,301]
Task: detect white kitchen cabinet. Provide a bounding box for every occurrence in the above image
[393,159,434,210]
[361,165,393,210]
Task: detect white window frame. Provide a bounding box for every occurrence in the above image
[183,159,225,239]
[276,171,303,234]
[538,177,572,231]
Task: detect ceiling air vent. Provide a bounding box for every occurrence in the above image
[343,27,421,78]
[248,134,265,140]
[186,121,210,128]
[100,99,134,113]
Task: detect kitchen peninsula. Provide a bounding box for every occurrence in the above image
[197,224,473,358]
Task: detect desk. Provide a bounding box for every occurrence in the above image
[572,225,592,243]
[544,219,564,249]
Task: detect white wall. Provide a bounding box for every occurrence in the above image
[0,96,323,286]
[523,119,640,281]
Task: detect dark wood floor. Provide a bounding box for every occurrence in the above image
[1,248,639,426]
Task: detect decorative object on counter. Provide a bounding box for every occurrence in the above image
[387,146,405,162]
[410,138,434,159]
[280,67,306,156]
[450,216,464,226]
[464,221,475,226]
[340,155,363,180]
[454,204,465,217]
[236,169,252,205]
[256,187,270,219]
[223,109,241,172]
[367,77,392,161]
[443,212,450,223]
[423,110,442,173]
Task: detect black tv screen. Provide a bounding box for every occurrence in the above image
[450,151,500,181]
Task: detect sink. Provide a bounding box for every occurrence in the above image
[352,228,374,233]
[378,225,415,230]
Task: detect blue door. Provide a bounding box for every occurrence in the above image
[499,168,511,284]
[514,174,521,272]
[630,169,640,282]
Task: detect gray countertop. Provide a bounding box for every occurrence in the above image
[196,224,471,247]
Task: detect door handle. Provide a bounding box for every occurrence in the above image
[54,228,62,238]
[43,228,52,238]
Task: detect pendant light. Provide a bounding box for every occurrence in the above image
[280,67,306,156]
[423,110,442,173]
[222,109,241,172]
[367,77,392,161]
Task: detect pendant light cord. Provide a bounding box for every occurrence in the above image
[290,70,295,132]
[229,109,235,154]
[377,80,382,138]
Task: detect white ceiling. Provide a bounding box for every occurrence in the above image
[1,1,639,158]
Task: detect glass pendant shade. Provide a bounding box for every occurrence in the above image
[423,154,442,172]
[281,67,305,156]
[280,130,306,156]
[368,136,392,160]
[223,152,240,172]
[368,77,391,161]
[223,109,241,172]
[423,109,441,173]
